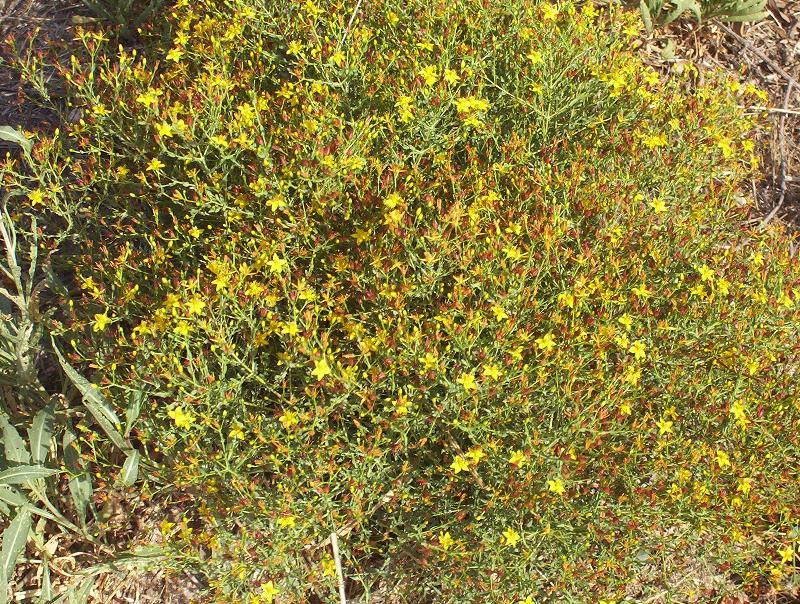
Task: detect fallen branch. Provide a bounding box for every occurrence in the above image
[330,531,348,604]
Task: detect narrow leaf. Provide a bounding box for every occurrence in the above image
[124,389,144,436]
[0,486,27,507]
[119,449,140,487]
[0,415,30,465]
[63,427,91,525]
[68,575,96,604]
[28,402,55,464]
[0,126,32,154]
[52,343,127,450]
[0,465,58,485]
[36,559,51,604]
[1,507,31,588]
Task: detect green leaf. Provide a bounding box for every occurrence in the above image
[67,576,96,604]
[0,465,58,486]
[28,402,55,464]
[0,126,32,155]
[125,389,144,437]
[119,449,140,487]
[639,0,654,31]
[36,558,51,604]
[0,507,31,598]
[1,414,30,465]
[63,427,92,525]
[0,486,27,508]
[52,343,127,450]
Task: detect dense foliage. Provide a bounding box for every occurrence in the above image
[2,0,799,601]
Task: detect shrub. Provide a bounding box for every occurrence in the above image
[3,0,799,601]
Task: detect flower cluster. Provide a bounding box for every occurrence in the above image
[4,0,799,601]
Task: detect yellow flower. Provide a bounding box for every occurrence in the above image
[650,198,667,213]
[173,321,191,337]
[92,312,112,332]
[632,284,652,299]
[618,314,633,330]
[394,95,414,123]
[656,417,673,435]
[268,194,287,211]
[311,358,332,380]
[453,96,490,114]
[281,321,300,337]
[491,304,509,321]
[698,264,715,282]
[456,372,478,392]
[146,158,165,172]
[438,531,455,550]
[730,400,747,423]
[779,545,795,564]
[508,450,527,467]
[482,364,502,380]
[504,245,523,261]
[536,332,556,352]
[166,47,183,62]
[384,193,403,209]
[443,68,459,85]
[266,253,288,274]
[136,88,161,108]
[279,410,299,429]
[619,402,632,416]
[277,515,296,528]
[527,50,543,65]
[689,283,706,298]
[421,352,438,370]
[155,122,173,138]
[715,449,731,469]
[28,188,45,206]
[541,3,559,20]
[330,50,345,67]
[642,133,668,148]
[450,455,469,474]
[353,228,371,244]
[547,477,566,495]
[465,447,485,463]
[420,64,438,87]
[557,292,575,308]
[501,527,522,547]
[167,406,195,429]
[737,477,752,495]
[259,581,280,604]
[628,340,646,360]
[186,296,206,315]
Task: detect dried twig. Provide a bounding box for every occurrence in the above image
[339,0,364,47]
[716,22,797,88]
[330,531,348,604]
[740,105,800,116]
[761,79,796,228]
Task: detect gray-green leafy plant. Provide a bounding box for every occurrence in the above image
[0,185,147,603]
[638,0,767,30]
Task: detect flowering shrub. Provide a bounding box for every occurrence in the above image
[3,0,800,601]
